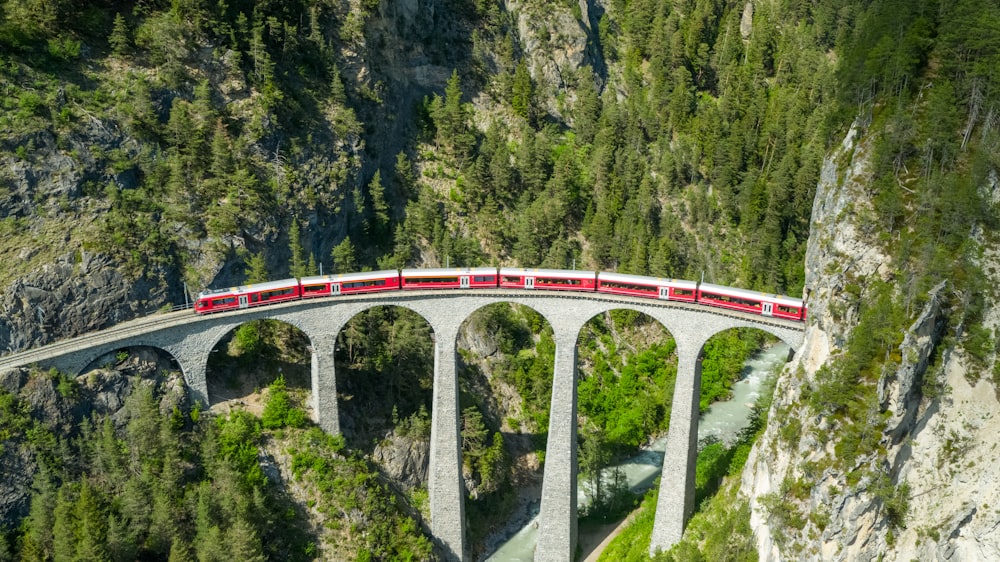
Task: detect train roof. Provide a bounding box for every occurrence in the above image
[597,271,698,288]
[197,277,299,298]
[400,267,499,277]
[300,270,399,284]
[499,267,597,278]
[698,282,804,306]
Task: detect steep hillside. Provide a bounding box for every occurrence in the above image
[739,1,1000,559]
[4,0,1000,560]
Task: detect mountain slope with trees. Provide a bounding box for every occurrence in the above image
[1,0,999,560]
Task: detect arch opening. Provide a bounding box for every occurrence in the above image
[689,327,789,505]
[456,301,556,557]
[206,319,312,417]
[335,305,436,482]
[573,308,678,547]
[77,345,187,417]
[81,345,182,377]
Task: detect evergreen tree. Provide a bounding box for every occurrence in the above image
[394,151,416,195]
[288,220,308,278]
[368,170,390,236]
[109,13,130,56]
[245,252,269,283]
[167,536,195,562]
[511,59,535,121]
[330,64,347,105]
[331,237,357,273]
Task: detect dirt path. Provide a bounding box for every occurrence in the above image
[578,506,644,562]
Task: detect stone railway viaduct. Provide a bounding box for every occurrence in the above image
[0,289,804,561]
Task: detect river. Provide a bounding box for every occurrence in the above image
[482,342,791,561]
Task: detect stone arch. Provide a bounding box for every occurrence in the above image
[202,316,315,414]
[574,306,679,466]
[699,319,803,356]
[330,303,437,446]
[78,343,184,377]
[453,300,562,555]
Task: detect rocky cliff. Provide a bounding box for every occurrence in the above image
[741,122,1000,560]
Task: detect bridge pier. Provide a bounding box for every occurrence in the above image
[428,325,467,561]
[535,325,580,562]
[649,340,703,555]
[311,335,340,435]
[181,354,211,409]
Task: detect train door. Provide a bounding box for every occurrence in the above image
[762,302,773,317]
[460,276,470,289]
[658,286,670,300]
[238,295,249,309]
[332,283,341,296]
[525,277,535,289]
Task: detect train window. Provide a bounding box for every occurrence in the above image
[540,278,581,285]
[303,284,326,293]
[405,277,457,284]
[777,305,799,315]
[343,279,388,289]
[601,281,656,292]
[501,276,521,284]
[261,288,295,299]
[473,276,495,282]
[703,293,761,308]
[212,297,236,306]
[673,289,694,296]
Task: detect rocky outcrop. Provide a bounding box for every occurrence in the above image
[877,280,947,445]
[742,121,1000,560]
[0,252,173,354]
[373,433,430,491]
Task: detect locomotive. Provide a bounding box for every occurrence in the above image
[194,267,807,321]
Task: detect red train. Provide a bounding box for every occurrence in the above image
[194,267,807,321]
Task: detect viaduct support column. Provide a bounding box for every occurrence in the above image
[428,324,466,561]
[649,340,702,555]
[179,351,210,409]
[535,325,580,562]
[311,334,340,435]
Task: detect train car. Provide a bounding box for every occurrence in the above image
[400,267,499,290]
[499,268,597,291]
[596,272,698,302]
[697,283,806,320]
[194,278,301,314]
[299,270,401,298]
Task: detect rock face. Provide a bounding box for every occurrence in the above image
[741,122,1000,560]
[373,433,430,490]
[0,254,173,354]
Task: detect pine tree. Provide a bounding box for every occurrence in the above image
[331,237,357,273]
[330,64,347,105]
[245,252,268,283]
[511,59,535,121]
[224,518,265,562]
[368,170,389,236]
[52,486,77,562]
[394,151,415,194]
[167,536,195,562]
[109,13,130,56]
[288,220,308,278]
[307,253,319,276]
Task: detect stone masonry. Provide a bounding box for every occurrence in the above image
[0,290,803,561]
